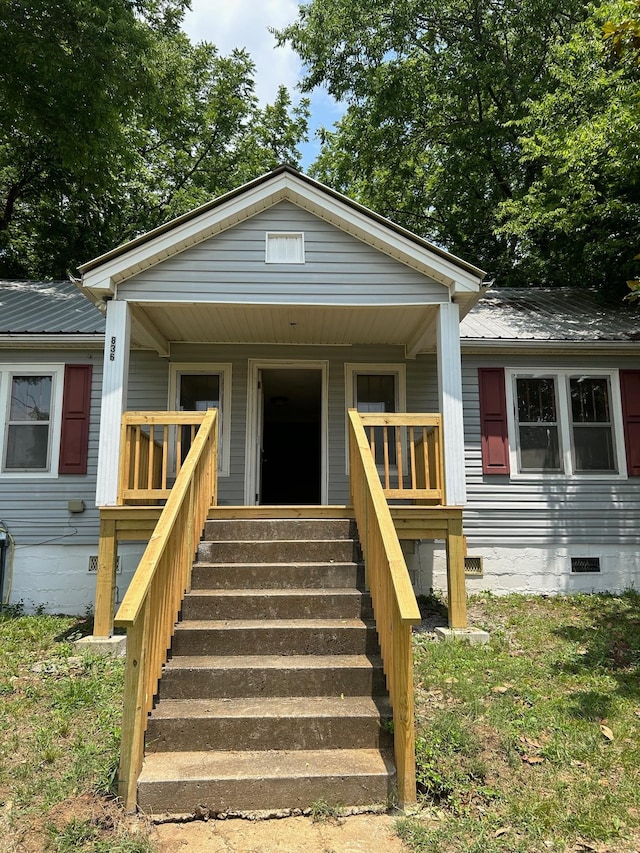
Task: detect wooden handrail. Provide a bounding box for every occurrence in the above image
[118,411,209,504]
[348,409,421,808]
[357,413,444,503]
[114,408,218,809]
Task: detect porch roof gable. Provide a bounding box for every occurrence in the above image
[79,166,485,303]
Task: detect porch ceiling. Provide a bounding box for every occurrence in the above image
[130,302,440,352]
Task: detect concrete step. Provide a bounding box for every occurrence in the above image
[190,561,364,590]
[197,539,360,564]
[181,588,373,621]
[145,696,393,753]
[203,518,357,541]
[158,654,387,700]
[138,748,396,815]
[171,619,380,656]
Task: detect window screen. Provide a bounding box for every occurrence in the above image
[569,377,616,472]
[4,375,52,470]
[515,376,562,472]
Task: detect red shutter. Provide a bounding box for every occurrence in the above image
[478,367,510,475]
[59,365,92,475]
[620,370,640,477]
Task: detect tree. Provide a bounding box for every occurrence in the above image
[276,0,639,294]
[497,1,640,297]
[0,0,308,278]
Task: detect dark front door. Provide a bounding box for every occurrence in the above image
[259,368,322,504]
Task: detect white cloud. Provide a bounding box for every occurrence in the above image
[182,0,301,105]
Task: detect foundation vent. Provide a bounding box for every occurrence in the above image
[571,557,600,574]
[88,555,121,574]
[464,556,483,577]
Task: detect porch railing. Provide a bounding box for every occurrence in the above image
[114,408,218,809]
[358,413,444,503]
[118,411,208,504]
[348,409,422,808]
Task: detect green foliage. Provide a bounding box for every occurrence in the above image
[277,0,640,295]
[0,0,309,279]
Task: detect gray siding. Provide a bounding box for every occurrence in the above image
[120,201,447,306]
[462,352,640,546]
[0,349,103,546]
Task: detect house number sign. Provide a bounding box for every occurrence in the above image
[110,336,117,361]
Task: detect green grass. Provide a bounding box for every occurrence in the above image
[399,591,640,853]
[0,610,153,852]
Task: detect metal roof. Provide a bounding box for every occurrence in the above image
[0,280,105,335]
[461,288,640,343]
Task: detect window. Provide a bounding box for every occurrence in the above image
[0,365,64,476]
[265,232,305,264]
[506,370,626,477]
[345,364,406,470]
[168,364,232,476]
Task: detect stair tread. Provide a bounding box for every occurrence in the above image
[175,618,373,630]
[140,748,394,782]
[184,588,366,597]
[163,653,383,670]
[200,538,355,544]
[193,561,361,568]
[149,696,392,720]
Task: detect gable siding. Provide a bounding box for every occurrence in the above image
[0,349,103,546]
[462,352,640,546]
[119,201,447,306]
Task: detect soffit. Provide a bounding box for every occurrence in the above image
[130,302,439,350]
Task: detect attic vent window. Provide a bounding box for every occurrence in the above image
[265,232,305,264]
[571,556,601,573]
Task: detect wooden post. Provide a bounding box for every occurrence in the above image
[393,621,417,808]
[446,513,467,628]
[94,517,117,637]
[118,598,150,811]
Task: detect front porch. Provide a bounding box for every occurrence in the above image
[92,409,468,812]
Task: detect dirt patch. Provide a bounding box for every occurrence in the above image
[151,813,410,853]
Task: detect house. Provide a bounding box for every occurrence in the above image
[1,169,638,614]
[2,166,638,812]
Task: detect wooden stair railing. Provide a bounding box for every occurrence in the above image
[348,409,422,808]
[114,408,218,809]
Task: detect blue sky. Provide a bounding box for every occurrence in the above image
[181,0,343,170]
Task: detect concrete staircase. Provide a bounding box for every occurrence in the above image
[137,515,396,815]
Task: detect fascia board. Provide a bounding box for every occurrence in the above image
[461,339,640,355]
[0,334,105,348]
[285,178,483,292]
[82,182,290,290]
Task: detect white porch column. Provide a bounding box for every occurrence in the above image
[437,301,466,506]
[96,300,131,506]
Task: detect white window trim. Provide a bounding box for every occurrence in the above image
[505,367,628,480]
[168,363,232,477]
[344,363,407,474]
[0,363,65,479]
[265,231,305,264]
